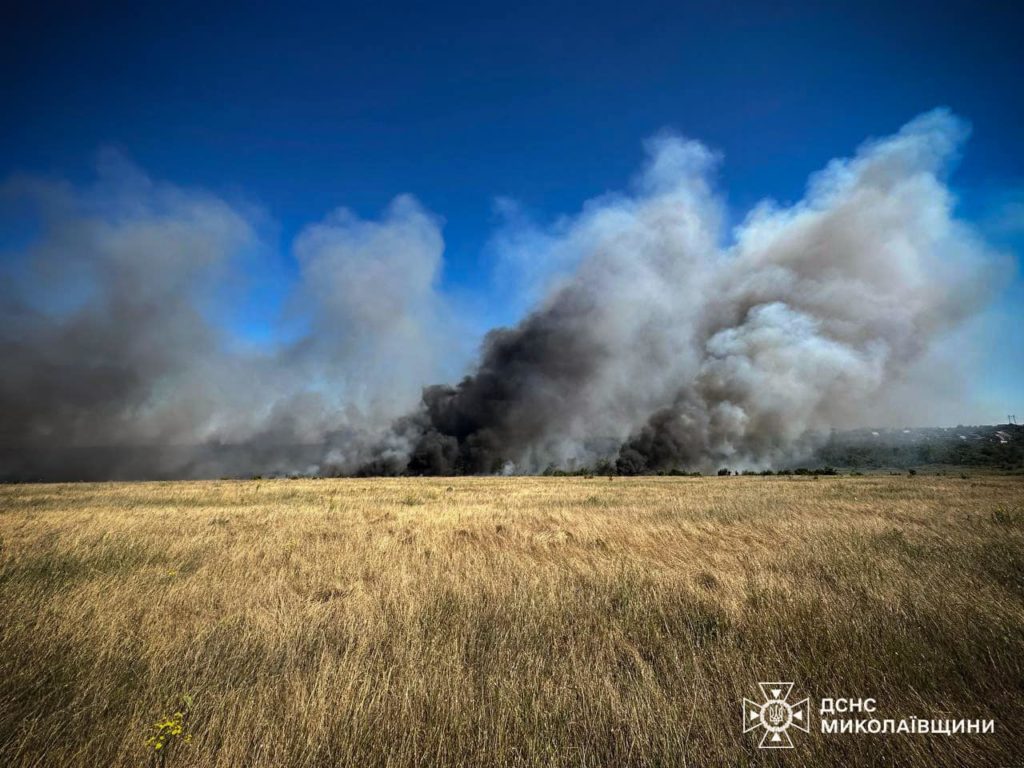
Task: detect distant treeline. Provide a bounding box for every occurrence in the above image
[816,425,1023,471]
[541,464,841,477]
[535,425,1023,477]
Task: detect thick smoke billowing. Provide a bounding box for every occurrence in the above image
[0,111,1004,480]
[361,109,1000,475]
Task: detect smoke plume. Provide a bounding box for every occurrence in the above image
[360,109,1000,475]
[0,154,455,479]
[0,110,1004,479]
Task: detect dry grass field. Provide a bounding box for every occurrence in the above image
[1,475,1022,767]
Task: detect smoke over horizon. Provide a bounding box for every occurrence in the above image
[0,110,1008,480]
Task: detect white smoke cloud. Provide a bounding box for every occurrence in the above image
[291,194,455,423]
[0,155,454,478]
[686,109,999,462]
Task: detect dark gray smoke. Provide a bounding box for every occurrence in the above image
[0,111,1005,480]
[360,109,1002,475]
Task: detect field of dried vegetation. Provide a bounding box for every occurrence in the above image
[1,475,1022,767]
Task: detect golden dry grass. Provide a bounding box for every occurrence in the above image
[1,475,1022,767]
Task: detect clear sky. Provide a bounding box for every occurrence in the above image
[2,0,1021,420]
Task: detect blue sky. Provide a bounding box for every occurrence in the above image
[2,0,1021,419]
